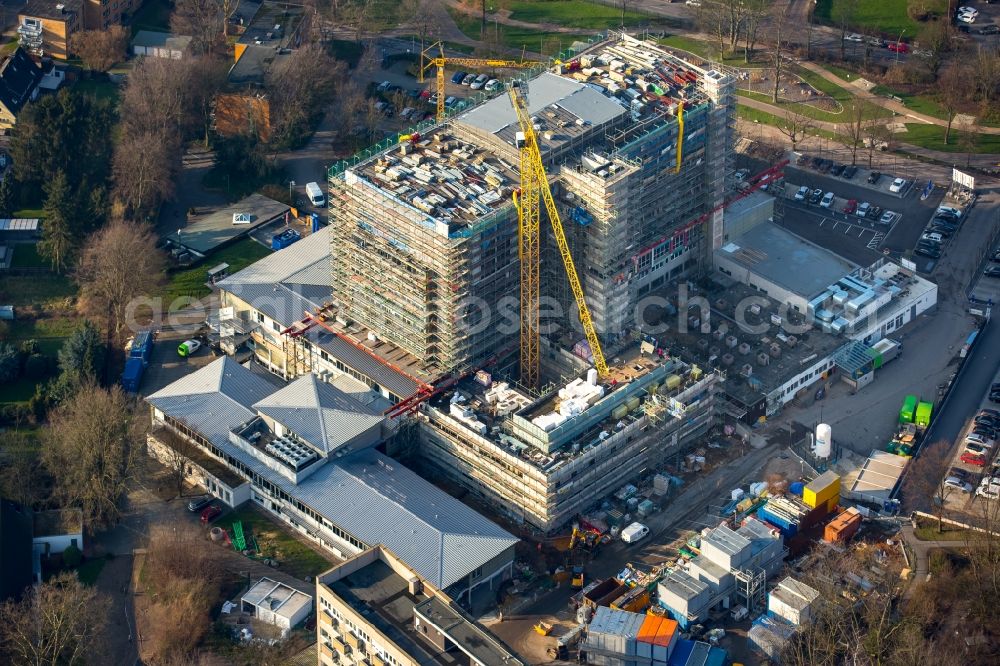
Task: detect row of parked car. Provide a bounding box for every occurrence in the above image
[953,408,1000,499]
[796,154,859,179]
[914,205,963,259]
[792,185,898,225]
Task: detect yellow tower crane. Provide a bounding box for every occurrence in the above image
[508,81,608,388]
[419,42,541,122]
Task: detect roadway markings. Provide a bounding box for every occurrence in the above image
[868,232,886,250]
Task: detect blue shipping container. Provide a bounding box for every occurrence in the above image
[667,639,695,666]
[129,330,154,364]
[757,506,798,537]
[121,357,145,393]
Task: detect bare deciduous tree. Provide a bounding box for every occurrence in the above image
[834,0,859,60]
[742,0,768,63]
[775,108,814,152]
[76,219,166,342]
[171,0,225,55]
[112,131,179,217]
[69,26,129,72]
[973,45,1000,109]
[0,573,109,665]
[918,19,951,80]
[770,4,789,104]
[840,99,875,166]
[267,43,346,144]
[41,385,145,531]
[937,65,970,145]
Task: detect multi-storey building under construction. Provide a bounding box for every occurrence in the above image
[328,33,736,378]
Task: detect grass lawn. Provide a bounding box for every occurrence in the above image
[1,318,75,405]
[0,274,77,308]
[506,0,652,30]
[914,521,969,541]
[76,558,107,585]
[737,104,844,142]
[871,85,1000,128]
[0,377,41,404]
[658,35,771,68]
[822,62,862,83]
[9,244,46,269]
[130,0,172,34]
[11,208,44,219]
[225,505,334,580]
[74,78,121,104]
[447,7,597,56]
[162,238,271,303]
[814,0,948,37]
[1,38,18,56]
[900,123,1000,153]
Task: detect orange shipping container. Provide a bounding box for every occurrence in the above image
[653,618,678,646]
[637,615,663,643]
[823,510,861,543]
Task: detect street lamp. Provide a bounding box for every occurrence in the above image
[895,29,906,66]
[289,180,295,203]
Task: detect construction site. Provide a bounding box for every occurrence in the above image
[327,32,736,384]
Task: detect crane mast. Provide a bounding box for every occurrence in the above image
[508,82,609,387]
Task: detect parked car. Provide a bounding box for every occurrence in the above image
[820,192,835,208]
[844,33,864,42]
[810,156,823,170]
[889,177,907,193]
[484,79,501,92]
[818,159,833,173]
[868,205,883,220]
[977,484,999,499]
[958,12,977,23]
[794,185,809,201]
[966,433,993,447]
[200,504,223,524]
[981,409,1000,419]
[461,74,476,86]
[915,247,941,259]
[928,225,954,237]
[187,496,212,512]
[879,210,896,225]
[867,171,882,184]
[471,73,489,90]
[985,266,1000,278]
[965,443,990,456]
[830,163,846,177]
[868,37,887,47]
[945,477,974,493]
[808,188,823,204]
[843,199,858,214]
[621,522,650,543]
[451,71,467,84]
[961,452,987,466]
[856,202,871,218]
[949,467,971,481]
[921,232,944,244]
[938,206,962,218]
[796,154,810,166]
[842,165,858,179]
[887,41,909,53]
[981,25,1000,35]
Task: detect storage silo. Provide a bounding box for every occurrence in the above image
[815,423,832,458]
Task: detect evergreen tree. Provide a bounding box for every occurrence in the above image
[57,320,105,387]
[0,174,16,217]
[38,170,77,272]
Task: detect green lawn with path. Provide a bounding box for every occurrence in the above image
[447,7,597,56]
[737,104,844,142]
[814,0,948,38]
[900,123,1000,153]
[162,237,272,304]
[506,0,651,30]
[658,35,770,68]
[225,505,334,580]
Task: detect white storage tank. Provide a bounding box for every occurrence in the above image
[815,423,832,458]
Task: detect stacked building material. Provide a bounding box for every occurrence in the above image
[757,496,810,537]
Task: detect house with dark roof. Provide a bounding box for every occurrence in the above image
[0,48,43,132]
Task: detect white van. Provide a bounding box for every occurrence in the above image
[305,181,325,207]
[621,522,650,544]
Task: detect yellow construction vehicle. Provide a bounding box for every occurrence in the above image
[534,621,554,636]
[420,42,541,121]
[509,80,608,388]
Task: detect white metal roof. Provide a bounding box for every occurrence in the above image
[148,358,517,590]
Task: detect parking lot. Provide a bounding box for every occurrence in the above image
[937,362,1000,516]
[774,156,949,269]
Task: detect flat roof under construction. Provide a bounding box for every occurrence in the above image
[847,450,908,503]
[718,224,858,301]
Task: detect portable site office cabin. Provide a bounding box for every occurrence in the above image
[899,395,918,424]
